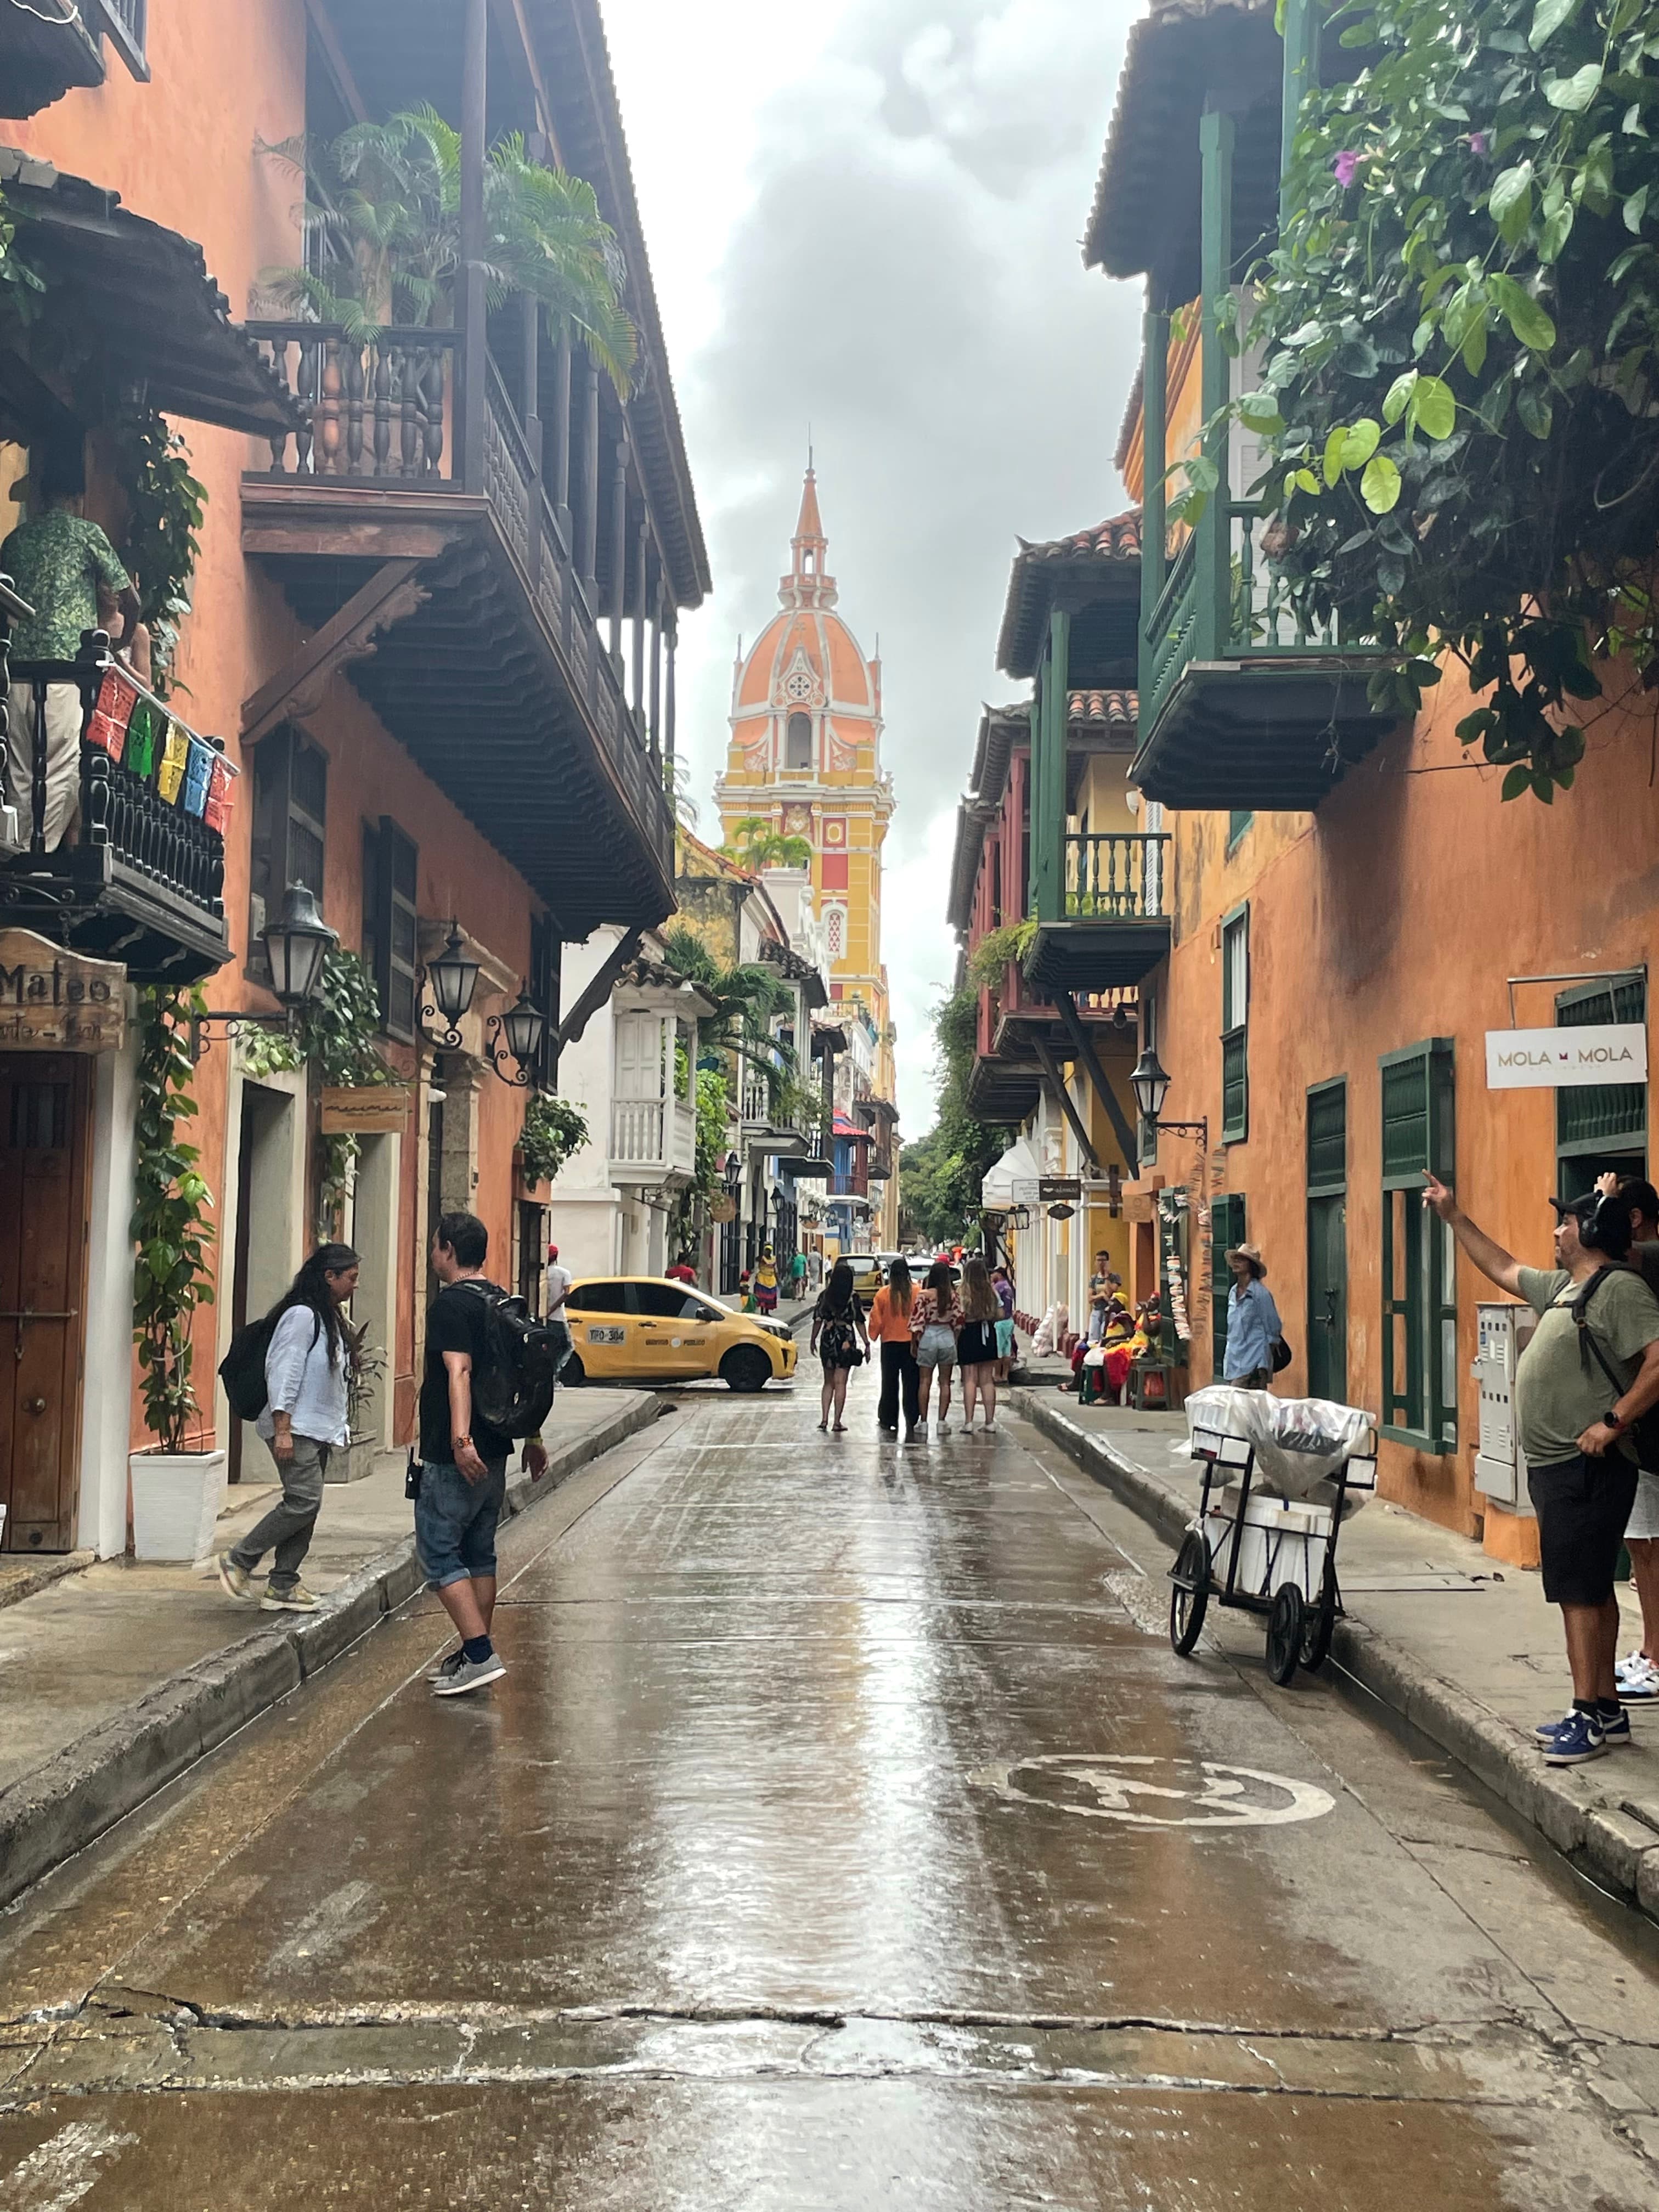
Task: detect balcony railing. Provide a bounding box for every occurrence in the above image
[1063,832,1168,920]
[1,640,235,977]
[250,325,456,482]
[611,1096,696,1173]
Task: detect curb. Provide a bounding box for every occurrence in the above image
[0,1394,663,1914]
[1017,1390,1659,1925]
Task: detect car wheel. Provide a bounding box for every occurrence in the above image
[561,1351,586,1386]
[720,1345,772,1394]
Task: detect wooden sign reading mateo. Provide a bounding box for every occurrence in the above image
[0,929,126,1052]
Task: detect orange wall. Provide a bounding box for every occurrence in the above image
[1143,661,1659,1545]
[12,6,541,1453]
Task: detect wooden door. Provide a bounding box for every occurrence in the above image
[1307,1195,1347,1404]
[0,1054,91,1553]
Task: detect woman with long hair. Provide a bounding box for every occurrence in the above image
[957,1254,1003,1433]
[911,1257,963,1435]
[810,1256,870,1434]
[869,1257,919,1442]
[217,1243,360,1612]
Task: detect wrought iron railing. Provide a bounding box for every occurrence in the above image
[3,644,233,919]
[246,323,456,481]
[1062,832,1170,920]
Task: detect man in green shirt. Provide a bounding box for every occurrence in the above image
[2,445,140,854]
[1425,1171,1659,1765]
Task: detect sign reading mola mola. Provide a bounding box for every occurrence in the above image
[1486,1024,1647,1090]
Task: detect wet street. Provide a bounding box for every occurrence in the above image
[3,1371,1658,2209]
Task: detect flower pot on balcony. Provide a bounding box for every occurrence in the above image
[130,1448,226,1562]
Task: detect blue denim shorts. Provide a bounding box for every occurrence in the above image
[415,1459,507,1588]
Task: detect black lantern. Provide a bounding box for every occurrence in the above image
[421,922,481,1048]
[261,881,338,1010]
[486,986,545,1087]
[1129,1046,1171,1126]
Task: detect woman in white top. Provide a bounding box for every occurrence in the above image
[218,1243,359,1613]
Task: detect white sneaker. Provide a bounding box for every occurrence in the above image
[1616,1652,1659,1701]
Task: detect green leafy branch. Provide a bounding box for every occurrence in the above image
[131,988,216,1453]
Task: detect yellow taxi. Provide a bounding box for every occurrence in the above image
[560,1276,798,1391]
[840,1254,885,1299]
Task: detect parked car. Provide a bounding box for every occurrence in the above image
[560,1278,798,1391]
[839,1254,884,1298]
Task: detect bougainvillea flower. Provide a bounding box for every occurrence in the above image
[1469,131,1489,155]
[1333,149,1361,187]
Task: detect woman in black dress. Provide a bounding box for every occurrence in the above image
[956,1254,1003,1434]
[810,1257,870,1434]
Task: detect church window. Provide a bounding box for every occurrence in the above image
[786,712,813,770]
[825,905,847,961]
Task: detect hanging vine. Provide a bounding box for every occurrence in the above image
[131,987,216,1453]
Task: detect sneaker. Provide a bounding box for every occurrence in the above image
[1542,1709,1608,1765]
[260,1581,320,1612]
[426,1648,467,1685]
[432,1651,506,1697]
[1616,1653,1659,1700]
[1538,1705,1633,1746]
[216,1553,255,1602]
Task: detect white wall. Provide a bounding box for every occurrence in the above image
[77,1014,138,1558]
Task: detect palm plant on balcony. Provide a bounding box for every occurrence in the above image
[259,105,635,393]
[660,924,803,1120]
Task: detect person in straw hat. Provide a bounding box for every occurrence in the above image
[1221,1240,1282,1389]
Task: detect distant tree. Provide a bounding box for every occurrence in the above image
[898,986,1013,1248]
[722,816,812,872]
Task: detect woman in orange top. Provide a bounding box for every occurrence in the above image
[870,1259,921,1443]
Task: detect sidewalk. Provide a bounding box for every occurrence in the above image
[0,1389,661,1910]
[1016,1389,1659,1924]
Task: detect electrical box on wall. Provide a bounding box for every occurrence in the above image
[1472,1301,1537,1510]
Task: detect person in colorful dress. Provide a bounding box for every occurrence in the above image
[755,1244,780,1314]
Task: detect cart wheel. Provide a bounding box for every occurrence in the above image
[1266,1583,1305,1685]
[1169,1531,1210,1657]
[1300,1561,1338,1673]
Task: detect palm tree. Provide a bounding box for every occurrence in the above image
[722,816,814,872]
[660,924,812,1128]
[259,106,635,393]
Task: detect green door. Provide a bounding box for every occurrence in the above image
[1307,1194,1347,1402]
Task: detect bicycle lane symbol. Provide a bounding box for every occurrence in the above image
[970,1754,1336,1829]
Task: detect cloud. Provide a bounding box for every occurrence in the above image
[607,0,1146,1132]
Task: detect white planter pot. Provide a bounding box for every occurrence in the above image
[130,1449,226,1562]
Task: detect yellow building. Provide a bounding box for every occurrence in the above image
[716,472,900,1246]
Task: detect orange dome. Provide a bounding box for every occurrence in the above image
[729,472,882,749]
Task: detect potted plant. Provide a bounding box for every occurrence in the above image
[337,1319,386,1485]
[129,986,224,1560]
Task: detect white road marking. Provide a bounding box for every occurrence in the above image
[4,2120,137,2210]
[973,1753,1336,1828]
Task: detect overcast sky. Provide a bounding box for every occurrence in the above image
[605,0,1145,1137]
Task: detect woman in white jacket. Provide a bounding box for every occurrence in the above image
[217,1243,359,1612]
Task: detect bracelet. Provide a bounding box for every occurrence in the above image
[452,1434,472,1449]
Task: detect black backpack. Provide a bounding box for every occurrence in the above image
[452,1280,562,1438]
[218,1307,321,1422]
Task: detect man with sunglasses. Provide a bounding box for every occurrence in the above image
[1424,1173,1659,1765]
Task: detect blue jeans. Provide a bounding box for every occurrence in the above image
[415,1459,507,1589]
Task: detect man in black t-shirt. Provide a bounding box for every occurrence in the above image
[415,1210,548,1696]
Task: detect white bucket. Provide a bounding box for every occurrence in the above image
[1203,1494,1331,1602]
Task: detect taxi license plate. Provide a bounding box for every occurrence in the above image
[588,1325,627,1345]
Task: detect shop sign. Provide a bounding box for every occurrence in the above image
[1039,1177,1082,1203]
[320,1084,411,1133]
[1485,1024,1647,1090]
[0,929,125,1052]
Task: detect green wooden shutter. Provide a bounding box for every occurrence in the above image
[1306,1078,1346,1194]
[1221,906,1249,1142]
[1379,1040,1456,1449]
[1557,979,1646,1160]
[1211,1193,1245,1377]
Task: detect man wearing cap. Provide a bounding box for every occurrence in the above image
[1425,1173,1659,1765]
[1222,1242,1282,1389]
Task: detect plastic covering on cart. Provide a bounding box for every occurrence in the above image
[1180,1386,1377,1507]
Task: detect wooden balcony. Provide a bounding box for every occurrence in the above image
[1134,504,1397,812]
[0,5,104,119]
[1,644,233,983]
[1026,832,1170,994]
[967,966,1139,1123]
[242,327,676,937]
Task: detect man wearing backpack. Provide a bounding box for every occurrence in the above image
[417,1211,548,1696]
[1425,1173,1659,1765]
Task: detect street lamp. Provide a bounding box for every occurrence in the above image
[421,922,481,1048]
[486,985,546,1087]
[1130,1045,1207,1149]
[189,881,338,1061]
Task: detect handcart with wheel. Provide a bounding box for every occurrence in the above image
[1167,1412,1377,1684]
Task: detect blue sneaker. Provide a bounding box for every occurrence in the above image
[1535,1706,1630,1747]
[1542,1709,1607,1765]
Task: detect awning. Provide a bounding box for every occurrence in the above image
[982,1135,1042,1206]
[0,149,300,439]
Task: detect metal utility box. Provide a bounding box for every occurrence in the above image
[1472,1301,1537,1509]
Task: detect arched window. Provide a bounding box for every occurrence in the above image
[786,712,812,770]
[825,905,847,962]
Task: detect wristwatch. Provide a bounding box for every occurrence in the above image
[1606,1411,1627,1432]
[452,1434,473,1450]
